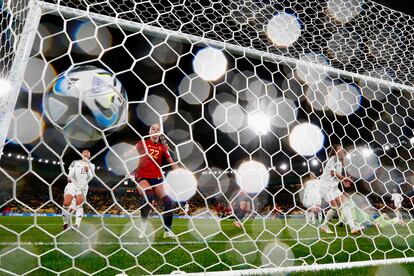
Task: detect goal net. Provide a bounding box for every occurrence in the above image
[1,0,414,275]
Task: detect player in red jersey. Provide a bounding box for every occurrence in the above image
[135,123,179,239]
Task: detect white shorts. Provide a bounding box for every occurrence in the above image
[319,187,342,203]
[64,183,89,197]
[395,203,402,209]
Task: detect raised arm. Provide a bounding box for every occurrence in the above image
[163,144,179,170]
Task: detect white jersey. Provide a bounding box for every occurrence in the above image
[391,193,403,207]
[68,160,95,188]
[303,180,321,207]
[319,156,343,189]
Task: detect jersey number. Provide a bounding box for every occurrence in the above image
[149,149,160,159]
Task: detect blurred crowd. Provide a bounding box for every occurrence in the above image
[2,182,414,218]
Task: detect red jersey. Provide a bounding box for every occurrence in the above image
[135,139,171,179]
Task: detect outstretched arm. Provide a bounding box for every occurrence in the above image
[166,157,179,170]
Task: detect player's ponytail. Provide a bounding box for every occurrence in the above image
[159,134,167,146]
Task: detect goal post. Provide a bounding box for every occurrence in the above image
[0,0,41,156]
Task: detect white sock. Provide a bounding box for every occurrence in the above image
[324,208,337,225]
[342,204,356,229]
[75,206,84,227]
[62,206,71,225]
[305,211,311,224]
[396,210,402,220]
[318,211,323,223]
[141,220,148,232]
[310,212,316,224]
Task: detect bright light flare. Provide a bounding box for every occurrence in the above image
[235,160,269,194]
[311,159,319,166]
[165,168,198,202]
[289,123,324,156]
[295,52,330,84]
[344,147,380,181]
[326,83,361,116]
[178,73,211,105]
[105,142,139,176]
[193,47,227,81]
[326,0,364,23]
[248,112,270,135]
[266,13,301,47]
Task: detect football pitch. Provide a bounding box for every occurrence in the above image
[1,216,414,275]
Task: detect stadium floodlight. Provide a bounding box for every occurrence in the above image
[279,163,288,171]
[310,159,319,167]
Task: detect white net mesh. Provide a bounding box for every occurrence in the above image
[2,0,414,275]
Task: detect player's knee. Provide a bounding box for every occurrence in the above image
[144,189,156,203]
[162,196,173,212]
[76,198,84,206]
[63,198,72,207]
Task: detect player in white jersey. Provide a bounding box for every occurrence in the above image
[184,202,190,218]
[303,179,322,225]
[62,150,95,230]
[391,188,404,224]
[319,144,363,235]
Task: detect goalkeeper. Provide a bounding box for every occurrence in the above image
[339,198,403,229]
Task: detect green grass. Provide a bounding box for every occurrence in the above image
[0,216,414,275]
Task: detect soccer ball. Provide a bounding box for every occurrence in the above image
[43,65,128,141]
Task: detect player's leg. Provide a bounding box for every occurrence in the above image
[62,184,75,230]
[153,184,175,238]
[305,208,311,224]
[69,198,76,213]
[234,200,247,228]
[395,206,405,225]
[74,189,86,229]
[320,189,336,233]
[317,205,323,224]
[320,190,339,234]
[310,207,316,224]
[394,206,402,220]
[338,194,363,234]
[137,179,155,237]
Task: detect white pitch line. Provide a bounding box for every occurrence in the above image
[0,222,307,227]
[0,237,335,246]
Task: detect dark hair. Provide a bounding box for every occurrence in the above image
[159,134,167,145]
[328,144,342,157]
